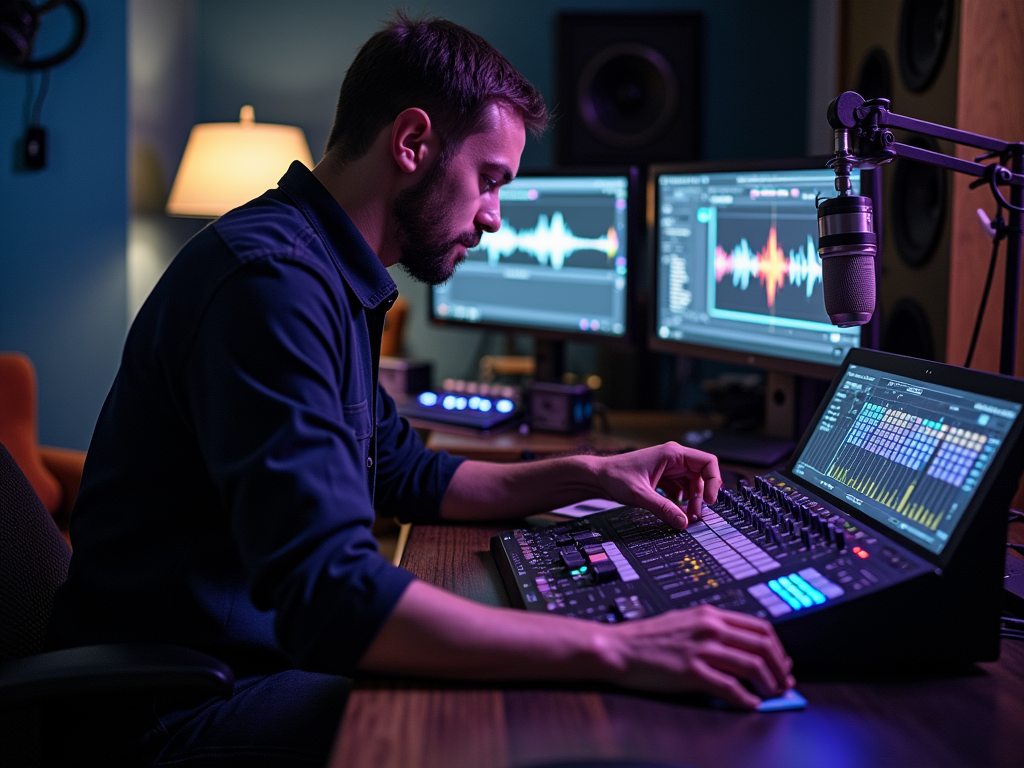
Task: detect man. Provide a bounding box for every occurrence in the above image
[48,14,793,767]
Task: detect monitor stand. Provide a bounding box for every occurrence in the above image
[534,339,565,383]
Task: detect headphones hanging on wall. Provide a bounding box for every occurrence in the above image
[0,0,86,70]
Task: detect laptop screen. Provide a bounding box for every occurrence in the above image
[791,363,1021,555]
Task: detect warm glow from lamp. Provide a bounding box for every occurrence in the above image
[166,105,314,217]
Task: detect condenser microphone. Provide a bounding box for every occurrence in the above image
[817,194,876,327]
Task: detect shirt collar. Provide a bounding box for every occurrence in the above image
[277,161,397,310]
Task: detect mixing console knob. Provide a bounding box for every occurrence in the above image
[800,527,811,548]
[834,527,847,550]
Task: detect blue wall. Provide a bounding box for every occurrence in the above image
[194,0,811,383]
[0,0,128,450]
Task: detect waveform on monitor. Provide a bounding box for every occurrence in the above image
[714,227,821,308]
[471,211,619,270]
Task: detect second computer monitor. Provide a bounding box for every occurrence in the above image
[650,159,863,377]
[431,169,637,344]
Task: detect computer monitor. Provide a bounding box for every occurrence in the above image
[649,158,864,379]
[431,168,640,378]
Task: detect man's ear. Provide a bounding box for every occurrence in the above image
[391,108,436,174]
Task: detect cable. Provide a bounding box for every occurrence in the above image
[989,167,1024,213]
[964,207,1005,368]
[30,69,50,125]
[1007,542,1024,556]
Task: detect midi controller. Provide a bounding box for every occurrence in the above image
[493,349,1024,667]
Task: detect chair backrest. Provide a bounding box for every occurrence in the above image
[0,440,71,664]
[0,353,62,512]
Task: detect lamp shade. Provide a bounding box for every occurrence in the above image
[166,105,314,217]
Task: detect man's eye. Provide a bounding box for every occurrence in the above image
[482,176,498,192]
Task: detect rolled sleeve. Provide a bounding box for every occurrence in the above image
[186,257,412,674]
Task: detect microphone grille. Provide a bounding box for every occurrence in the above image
[822,256,876,326]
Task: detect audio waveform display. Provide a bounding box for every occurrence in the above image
[714,228,821,309]
[471,211,619,270]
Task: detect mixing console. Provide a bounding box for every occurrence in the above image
[493,473,932,625]
[493,349,1024,666]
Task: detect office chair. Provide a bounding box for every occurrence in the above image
[0,352,87,541]
[0,440,234,765]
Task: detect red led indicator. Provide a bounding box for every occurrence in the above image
[857,550,869,559]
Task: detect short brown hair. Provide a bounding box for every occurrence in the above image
[325,13,547,164]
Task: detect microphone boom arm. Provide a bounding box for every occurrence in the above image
[825,90,1024,376]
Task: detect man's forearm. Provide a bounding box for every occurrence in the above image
[440,456,604,521]
[359,579,616,681]
[359,579,794,708]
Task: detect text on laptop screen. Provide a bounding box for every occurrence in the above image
[791,364,1021,554]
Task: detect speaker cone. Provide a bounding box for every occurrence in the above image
[898,0,953,92]
[891,135,947,268]
[882,298,936,361]
[577,42,678,148]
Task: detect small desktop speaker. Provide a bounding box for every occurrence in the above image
[556,13,701,166]
[528,383,592,434]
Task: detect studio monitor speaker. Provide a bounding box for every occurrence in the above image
[557,13,701,166]
[841,0,959,363]
[840,0,1024,373]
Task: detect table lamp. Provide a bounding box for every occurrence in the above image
[166,105,314,217]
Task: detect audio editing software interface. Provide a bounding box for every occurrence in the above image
[792,364,1021,554]
[655,169,861,367]
[432,175,629,337]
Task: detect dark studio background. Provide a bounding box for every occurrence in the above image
[1,0,824,450]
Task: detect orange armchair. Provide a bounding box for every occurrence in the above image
[0,353,85,543]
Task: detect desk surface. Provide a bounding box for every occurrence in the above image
[332,519,1024,768]
[422,410,725,463]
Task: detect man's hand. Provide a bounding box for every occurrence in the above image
[363,582,794,711]
[596,442,721,529]
[597,604,795,709]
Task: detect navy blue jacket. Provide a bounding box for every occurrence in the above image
[48,162,463,676]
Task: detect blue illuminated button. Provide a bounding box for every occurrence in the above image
[768,580,802,610]
[777,577,813,608]
[478,399,492,412]
[788,573,826,605]
[417,391,438,407]
[496,399,515,414]
[454,397,468,410]
[442,395,457,410]
[468,396,481,410]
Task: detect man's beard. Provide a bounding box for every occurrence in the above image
[393,156,481,286]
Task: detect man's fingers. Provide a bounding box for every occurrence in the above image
[713,616,793,686]
[700,639,784,697]
[688,658,761,709]
[641,491,689,529]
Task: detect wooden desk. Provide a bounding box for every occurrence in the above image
[331,520,1024,768]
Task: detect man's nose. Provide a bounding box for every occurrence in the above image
[476,203,500,233]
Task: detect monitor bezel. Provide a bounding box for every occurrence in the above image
[779,347,1024,568]
[428,165,642,350]
[647,156,861,380]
